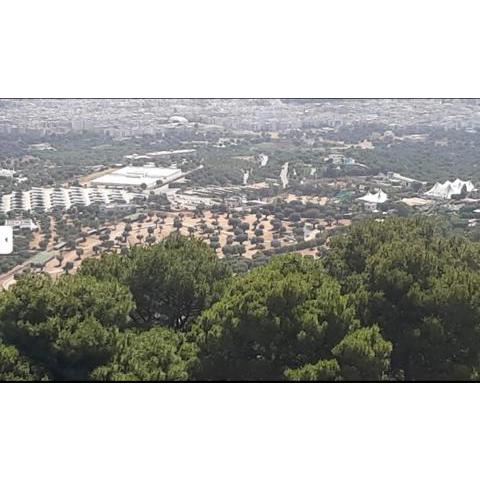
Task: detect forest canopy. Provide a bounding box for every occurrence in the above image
[1,218,480,381]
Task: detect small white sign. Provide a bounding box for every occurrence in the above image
[0,226,13,254]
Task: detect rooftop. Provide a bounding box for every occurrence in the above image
[92,166,182,187]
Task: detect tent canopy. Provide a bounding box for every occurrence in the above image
[357,189,388,204]
[425,178,475,199]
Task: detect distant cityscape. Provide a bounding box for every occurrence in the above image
[2,99,480,137]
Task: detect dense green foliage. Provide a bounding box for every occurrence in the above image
[79,234,230,330]
[0,340,47,381]
[0,274,134,380]
[2,219,480,381]
[92,327,198,381]
[326,217,480,380]
[192,255,362,380]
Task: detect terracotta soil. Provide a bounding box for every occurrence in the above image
[3,209,350,289]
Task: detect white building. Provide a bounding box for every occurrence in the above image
[168,116,188,124]
[123,149,196,161]
[91,165,182,189]
[5,218,39,231]
[0,169,16,178]
[387,172,427,187]
[0,187,140,213]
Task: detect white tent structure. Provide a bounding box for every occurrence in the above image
[357,189,388,204]
[425,178,475,199]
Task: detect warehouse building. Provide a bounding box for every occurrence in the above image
[91,165,182,189]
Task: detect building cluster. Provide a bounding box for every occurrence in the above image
[0,187,142,213]
[2,99,480,138]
